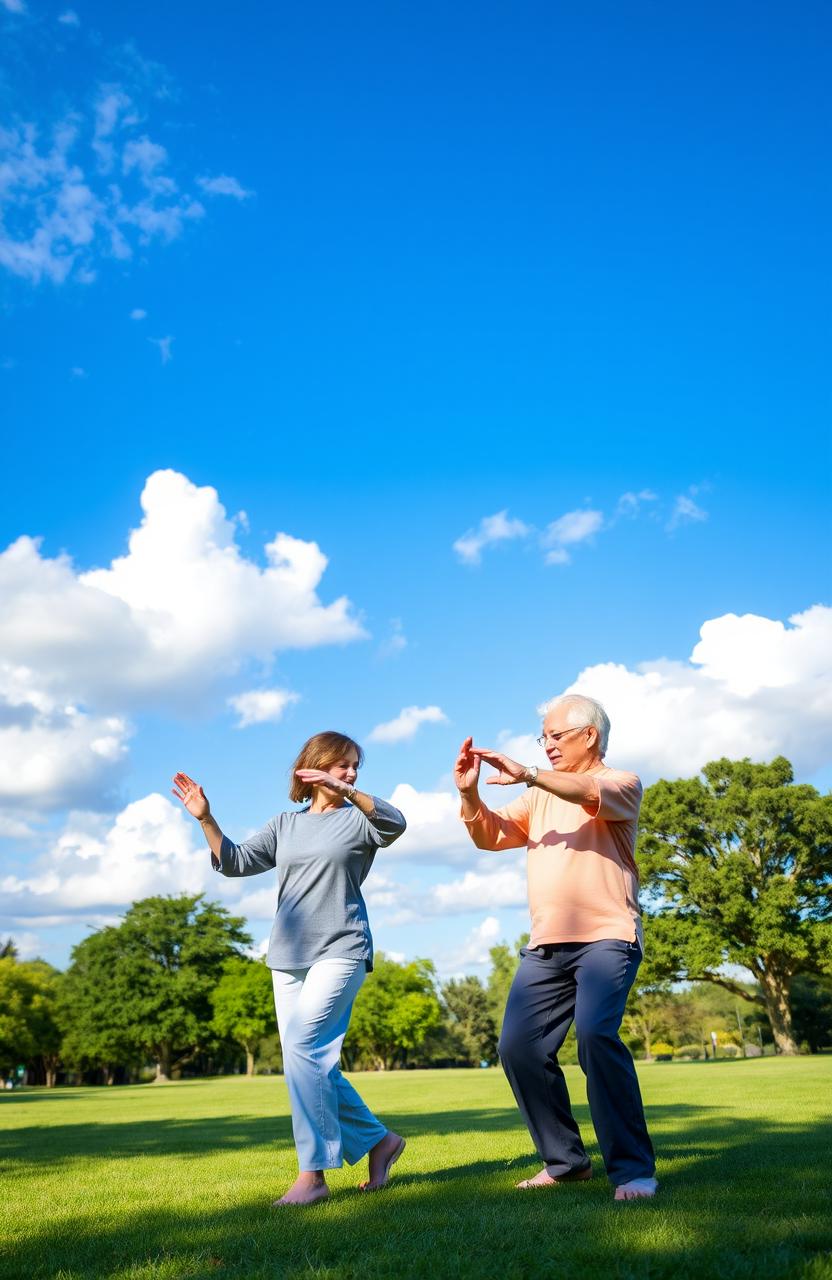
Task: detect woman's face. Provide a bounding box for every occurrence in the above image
[324,748,360,786]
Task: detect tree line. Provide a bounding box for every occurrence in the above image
[2,755,830,1085]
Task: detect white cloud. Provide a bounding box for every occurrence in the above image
[668,490,708,529]
[148,334,173,363]
[57,9,79,24]
[0,469,364,710]
[7,931,43,959]
[361,870,407,912]
[383,784,476,866]
[0,75,239,287]
[70,366,86,378]
[541,508,603,565]
[434,915,503,976]
[426,865,527,915]
[616,490,657,518]
[0,811,37,839]
[0,662,129,811]
[1,0,25,12]
[197,175,253,200]
[436,606,832,786]
[122,136,171,186]
[129,307,146,320]
[0,471,366,806]
[565,605,832,780]
[235,886,278,921]
[228,688,300,729]
[0,794,210,919]
[368,705,448,744]
[378,618,407,658]
[453,510,529,565]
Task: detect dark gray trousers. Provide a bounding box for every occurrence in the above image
[498,939,655,1186]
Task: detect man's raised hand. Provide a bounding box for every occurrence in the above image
[172,772,210,821]
[454,737,482,794]
[471,749,526,786]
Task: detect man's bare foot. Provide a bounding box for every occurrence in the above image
[272,1172,330,1206]
[516,1164,592,1189]
[359,1131,406,1191]
[614,1176,658,1201]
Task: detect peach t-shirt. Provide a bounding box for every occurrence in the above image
[462,765,643,947]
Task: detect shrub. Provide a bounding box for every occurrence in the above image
[650,1041,675,1059]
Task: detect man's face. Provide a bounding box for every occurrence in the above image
[540,709,597,772]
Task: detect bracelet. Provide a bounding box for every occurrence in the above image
[344,786,357,801]
[524,766,538,787]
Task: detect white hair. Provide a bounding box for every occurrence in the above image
[540,693,610,756]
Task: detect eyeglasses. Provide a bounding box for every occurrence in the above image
[536,725,590,747]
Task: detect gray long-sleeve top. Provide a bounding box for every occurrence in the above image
[213,797,406,971]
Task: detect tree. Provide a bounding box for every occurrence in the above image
[790,974,832,1053]
[211,956,276,1075]
[442,976,498,1066]
[62,894,250,1082]
[624,989,671,1060]
[638,757,832,1054]
[0,956,63,1085]
[59,928,143,1083]
[1,938,18,959]
[486,932,529,1025]
[345,955,442,1069]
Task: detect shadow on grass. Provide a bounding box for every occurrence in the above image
[2,1101,832,1280]
[0,1096,549,1167]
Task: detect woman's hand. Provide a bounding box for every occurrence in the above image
[470,749,526,786]
[295,768,353,796]
[454,737,482,794]
[172,772,210,820]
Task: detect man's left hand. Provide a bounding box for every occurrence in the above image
[471,749,527,786]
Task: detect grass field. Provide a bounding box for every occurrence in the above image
[2,1058,831,1280]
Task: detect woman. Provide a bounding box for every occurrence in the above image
[172,730,407,1206]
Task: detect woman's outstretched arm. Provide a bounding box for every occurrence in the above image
[172,771,277,874]
[172,772,223,860]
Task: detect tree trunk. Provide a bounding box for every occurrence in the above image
[246,1048,255,1077]
[759,966,799,1055]
[154,1043,172,1082]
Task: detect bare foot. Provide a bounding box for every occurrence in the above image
[272,1172,330,1206]
[614,1177,658,1201]
[359,1131,406,1191]
[516,1164,592,1189]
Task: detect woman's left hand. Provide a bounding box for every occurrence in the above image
[470,748,527,785]
[295,768,353,795]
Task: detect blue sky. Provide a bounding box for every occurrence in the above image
[1,0,830,976]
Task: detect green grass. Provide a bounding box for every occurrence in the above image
[2,1059,831,1280]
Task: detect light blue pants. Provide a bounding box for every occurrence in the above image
[272,958,387,1172]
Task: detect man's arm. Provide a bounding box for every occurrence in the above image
[470,749,600,810]
[454,737,530,850]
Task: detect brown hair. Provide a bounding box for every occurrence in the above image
[288,731,365,803]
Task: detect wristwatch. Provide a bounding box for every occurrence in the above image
[524,765,538,787]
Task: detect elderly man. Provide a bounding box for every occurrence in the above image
[455,693,657,1201]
